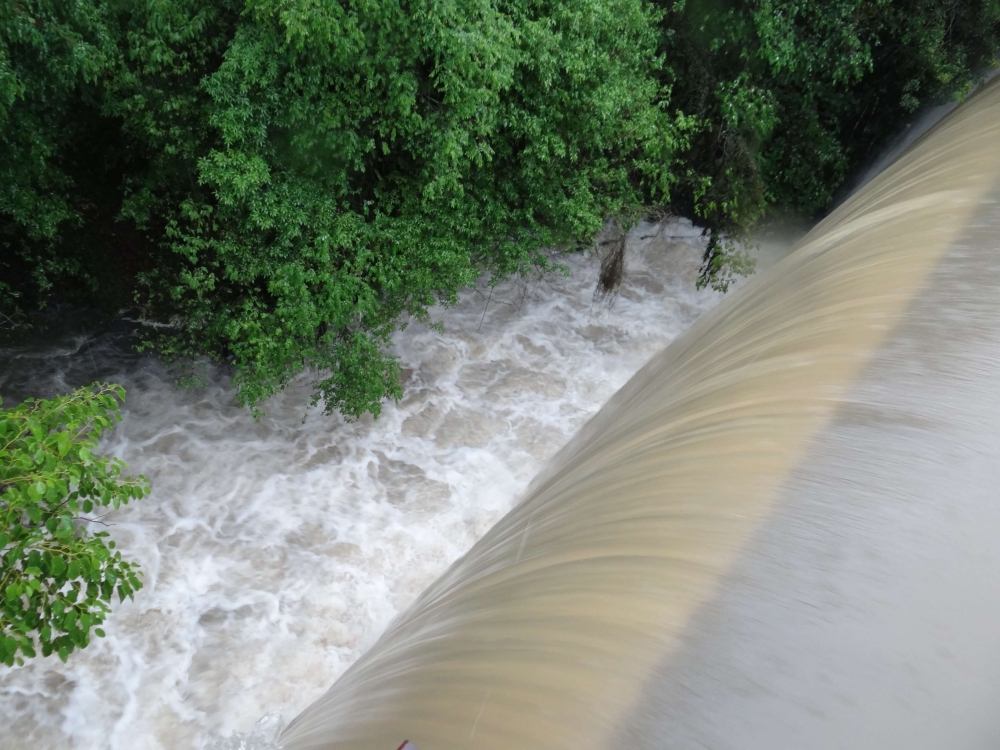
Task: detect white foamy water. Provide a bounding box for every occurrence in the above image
[0,221,762,749]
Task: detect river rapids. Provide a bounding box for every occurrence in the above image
[0,220,782,749]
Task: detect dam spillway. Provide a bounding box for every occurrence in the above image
[279,78,1000,750]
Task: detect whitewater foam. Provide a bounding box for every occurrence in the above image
[0,221,770,749]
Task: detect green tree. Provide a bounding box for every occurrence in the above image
[0,383,148,667]
[127,0,677,418]
[656,0,1000,283]
[0,0,119,316]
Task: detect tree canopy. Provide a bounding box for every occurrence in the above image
[2,0,999,418]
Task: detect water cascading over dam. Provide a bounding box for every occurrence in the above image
[280,78,1000,750]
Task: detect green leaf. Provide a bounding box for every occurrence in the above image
[49,556,66,576]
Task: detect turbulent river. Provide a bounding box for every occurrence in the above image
[0,221,787,749]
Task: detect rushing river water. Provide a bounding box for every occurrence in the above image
[0,220,775,749]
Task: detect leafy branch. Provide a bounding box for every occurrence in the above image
[0,383,149,667]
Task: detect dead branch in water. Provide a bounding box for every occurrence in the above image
[594,230,627,306]
[594,209,675,305]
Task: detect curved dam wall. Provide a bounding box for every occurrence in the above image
[281,77,1000,750]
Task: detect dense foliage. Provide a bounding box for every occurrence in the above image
[2,0,999,417]
[661,0,1000,280]
[0,383,147,666]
